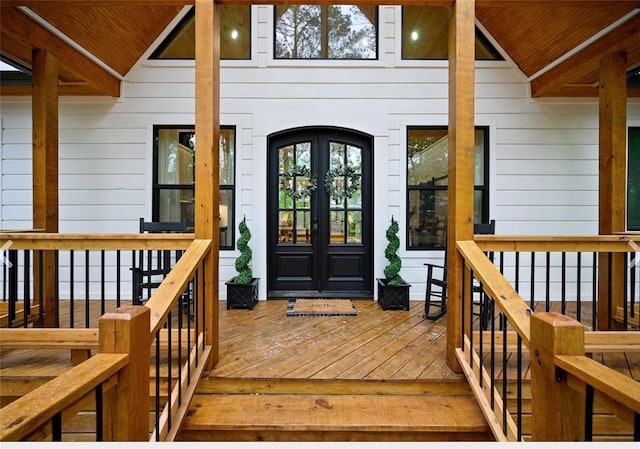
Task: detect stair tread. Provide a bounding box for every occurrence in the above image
[181,393,489,432]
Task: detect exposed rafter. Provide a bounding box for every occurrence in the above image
[531,13,640,98]
[0,7,120,96]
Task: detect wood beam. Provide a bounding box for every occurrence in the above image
[446,0,476,371]
[597,51,627,331]
[194,0,220,368]
[0,7,120,97]
[32,48,58,328]
[531,14,640,98]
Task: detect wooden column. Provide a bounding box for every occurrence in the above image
[195,0,221,367]
[530,312,585,441]
[598,51,627,330]
[446,0,476,370]
[32,49,58,327]
[99,306,150,441]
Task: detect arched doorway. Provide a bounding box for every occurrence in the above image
[267,127,373,298]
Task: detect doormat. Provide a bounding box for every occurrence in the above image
[286,299,357,317]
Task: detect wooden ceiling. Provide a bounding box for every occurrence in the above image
[1,0,639,98]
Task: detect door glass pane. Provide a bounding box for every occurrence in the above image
[327,142,363,245]
[347,211,362,243]
[330,211,345,243]
[278,142,313,244]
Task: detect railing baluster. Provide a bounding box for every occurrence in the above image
[517,334,523,441]
[52,412,62,442]
[23,250,30,328]
[592,252,597,329]
[54,250,60,327]
[101,250,105,316]
[607,252,613,330]
[83,250,89,327]
[502,321,507,437]
[530,251,535,308]
[8,250,17,325]
[577,252,582,322]
[155,329,161,443]
[116,250,121,308]
[70,250,75,329]
[585,384,594,441]
[561,252,566,315]
[37,251,43,326]
[545,252,551,312]
[96,383,103,441]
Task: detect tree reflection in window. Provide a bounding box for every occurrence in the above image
[275,5,377,59]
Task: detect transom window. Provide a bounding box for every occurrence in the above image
[402,6,502,60]
[153,126,236,249]
[274,5,377,59]
[151,6,251,60]
[407,127,489,250]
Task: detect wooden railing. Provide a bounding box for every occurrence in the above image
[0,233,213,442]
[456,236,640,441]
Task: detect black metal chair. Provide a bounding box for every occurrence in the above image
[423,220,496,326]
[131,217,188,306]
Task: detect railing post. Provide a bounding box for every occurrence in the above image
[530,312,585,441]
[99,306,150,441]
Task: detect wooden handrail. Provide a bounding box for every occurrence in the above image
[0,328,99,349]
[146,239,211,336]
[456,240,533,346]
[0,232,194,250]
[474,234,640,252]
[555,354,640,414]
[0,353,128,441]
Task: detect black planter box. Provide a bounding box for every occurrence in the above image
[226,277,259,310]
[377,278,411,311]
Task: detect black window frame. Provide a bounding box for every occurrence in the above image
[273,4,379,60]
[152,124,236,250]
[406,125,490,251]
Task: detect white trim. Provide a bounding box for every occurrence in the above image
[19,6,124,81]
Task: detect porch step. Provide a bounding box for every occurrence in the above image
[177,379,492,442]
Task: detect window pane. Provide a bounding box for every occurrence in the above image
[408,189,447,249]
[220,128,235,185]
[629,128,640,230]
[157,129,195,185]
[408,129,448,187]
[159,189,193,225]
[275,5,377,59]
[402,6,502,60]
[407,127,489,249]
[151,6,251,60]
[220,189,234,247]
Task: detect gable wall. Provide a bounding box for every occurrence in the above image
[1,6,639,299]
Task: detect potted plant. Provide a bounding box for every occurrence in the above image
[377,216,411,310]
[226,217,259,309]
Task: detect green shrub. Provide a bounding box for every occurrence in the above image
[234,217,253,284]
[383,217,404,285]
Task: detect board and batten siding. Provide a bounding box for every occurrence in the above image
[1,6,639,300]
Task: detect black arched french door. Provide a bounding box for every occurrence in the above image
[267,127,373,298]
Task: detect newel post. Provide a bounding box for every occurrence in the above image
[99,306,150,441]
[530,312,585,441]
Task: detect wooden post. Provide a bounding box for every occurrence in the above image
[598,51,627,330]
[99,306,150,441]
[32,49,58,327]
[530,312,585,441]
[446,0,476,370]
[195,0,221,367]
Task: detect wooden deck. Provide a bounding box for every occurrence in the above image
[2,298,637,441]
[210,299,461,381]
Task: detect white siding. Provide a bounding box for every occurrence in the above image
[1,6,639,300]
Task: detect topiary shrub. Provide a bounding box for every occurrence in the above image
[383,216,404,285]
[234,217,253,284]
